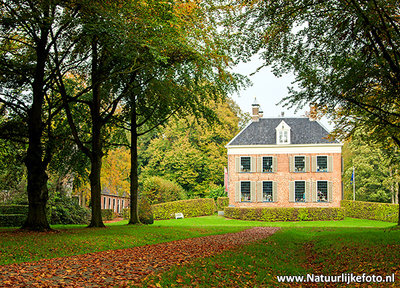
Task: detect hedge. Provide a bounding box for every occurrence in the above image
[0,205,28,215]
[216,197,229,211]
[341,200,398,223]
[0,214,26,227]
[101,209,114,221]
[224,207,345,222]
[153,198,216,220]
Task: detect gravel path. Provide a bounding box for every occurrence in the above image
[0,227,279,287]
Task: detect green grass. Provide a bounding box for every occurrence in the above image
[141,227,400,287]
[0,216,395,268]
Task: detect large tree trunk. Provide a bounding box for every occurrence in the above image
[22,15,51,231]
[129,97,140,224]
[87,39,105,228]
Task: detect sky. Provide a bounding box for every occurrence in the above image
[230,56,334,131]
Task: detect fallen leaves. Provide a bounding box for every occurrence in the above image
[0,227,279,287]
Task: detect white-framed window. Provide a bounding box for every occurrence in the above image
[262,181,273,202]
[295,181,306,202]
[103,197,106,209]
[241,181,251,202]
[275,120,291,144]
[317,156,328,172]
[317,181,328,202]
[108,198,111,209]
[240,156,251,172]
[262,156,273,173]
[294,156,306,172]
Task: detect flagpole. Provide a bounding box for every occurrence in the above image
[353,166,355,201]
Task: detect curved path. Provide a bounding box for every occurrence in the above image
[0,227,279,287]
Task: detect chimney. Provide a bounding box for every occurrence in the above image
[252,97,260,122]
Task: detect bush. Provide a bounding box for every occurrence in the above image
[49,197,90,225]
[101,209,114,221]
[141,176,186,204]
[341,200,398,223]
[0,214,26,227]
[122,208,129,220]
[216,197,229,211]
[208,186,227,200]
[139,198,154,224]
[224,207,345,222]
[0,204,28,215]
[153,198,216,220]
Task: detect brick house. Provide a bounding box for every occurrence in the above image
[225,103,343,208]
[101,190,130,214]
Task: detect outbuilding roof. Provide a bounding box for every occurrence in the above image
[227,118,338,146]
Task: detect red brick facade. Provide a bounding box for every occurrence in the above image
[101,194,130,213]
[227,149,342,208]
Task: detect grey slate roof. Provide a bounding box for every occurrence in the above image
[227,118,338,146]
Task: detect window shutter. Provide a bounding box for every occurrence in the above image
[257,157,262,173]
[305,181,311,202]
[289,156,294,172]
[250,181,256,202]
[289,181,295,202]
[328,181,333,202]
[273,182,278,202]
[311,156,316,172]
[312,181,317,202]
[328,156,333,172]
[251,157,256,172]
[257,181,263,202]
[305,156,310,172]
[273,156,278,172]
[235,182,240,202]
[235,157,240,173]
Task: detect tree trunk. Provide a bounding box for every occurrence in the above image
[129,97,140,224]
[88,151,105,227]
[87,39,105,228]
[22,14,51,231]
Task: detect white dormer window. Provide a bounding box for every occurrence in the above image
[275,120,291,144]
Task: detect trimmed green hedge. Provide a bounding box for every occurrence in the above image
[216,197,229,211]
[153,198,216,220]
[0,214,26,227]
[224,207,345,222]
[341,200,398,223]
[101,209,114,221]
[0,205,28,215]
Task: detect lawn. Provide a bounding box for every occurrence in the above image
[141,226,400,287]
[0,216,394,267]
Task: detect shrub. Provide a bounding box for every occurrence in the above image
[141,176,186,204]
[208,186,227,200]
[101,209,114,221]
[224,207,345,222]
[48,196,90,225]
[122,208,130,220]
[0,204,28,215]
[0,214,26,227]
[139,198,154,224]
[153,198,216,220]
[341,200,398,223]
[216,197,229,211]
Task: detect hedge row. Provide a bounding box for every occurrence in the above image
[216,197,229,211]
[0,214,26,227]
[341,200,398,223]
[224,207,345,222]
[0,205,28,215]
[153,198,216,220]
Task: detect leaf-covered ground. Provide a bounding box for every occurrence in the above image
[0,227,279,287]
